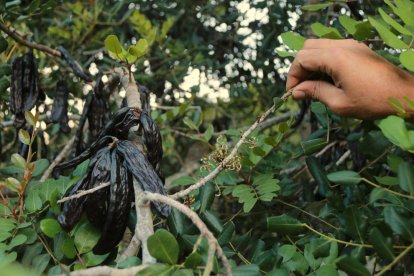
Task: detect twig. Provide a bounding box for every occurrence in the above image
[203,243,217,276]
[57,181,110,203]
[335,149,351,166]
[0,24,61,57]
[141,191,232,276]
[376,241,414,276]
[67,264,148,276]
[40,136,76,182]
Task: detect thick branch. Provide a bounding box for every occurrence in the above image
[68,264,148,276]
[0,24,61,57]
[57,181,110,203]
[142,192,232,276]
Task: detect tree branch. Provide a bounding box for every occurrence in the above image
[57,181,110,203]
[40,136,76,182]
[141,191,232,276]
[0,24,61,57]
[67,264,148,276]
[170,102,279,200]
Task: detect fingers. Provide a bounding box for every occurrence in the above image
[292,80,348,114]
[303,38,367,50]
[286,49,339,91]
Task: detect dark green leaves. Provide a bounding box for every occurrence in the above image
[40,219,62,238]
[384,207,414,241]
[398,162,414,195]
[0,36,8,54]
[336,256,370,276]
[327,171,362,186]
[306,156,330,196]
[148,229,179,264]
[369,228,395,261]
[267,214,305,235]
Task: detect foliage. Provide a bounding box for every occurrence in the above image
[0,0,414,275]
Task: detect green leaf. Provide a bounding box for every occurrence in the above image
[400,50,414,72]
[0,36,8,54]
[301,138,328,155]
[25,192,42,213]
[387,97,407,116]
[184,252,202,269]
[40,218,62,238]
[74,222,101,254]
[403,96,414,111]
[311,23,343,39]
[202,210,223,234]
[24,111,36,126]
[5,177,20,192]
[32,254,50,274]
[384,0,414,26]
[116,256,141,269]
[0,252,17,267]
[18,129,31,145]
[171,176,196,187]
[0,64,12,76]
[104,34,123,55]
[84,251,110,266]
[378,8,412,35]
[398,162,414,195]
[327,171,362,185]
[204,124,214,142]
[279,245,296,262]
[336,256,370,276]
[384,206,414,241]
[343,206,365,242]
[267,214,305,235]
[306,156,330,196]
[369,227,395,261]
[61,235,77,259]
[136,264,174,276]
[32,159,50,177]
[72,159,90,177]
[148,229,179,264]
[232,184,257,212]
[280,32,305,50]
[276,50,296,57]
[11,153,26,169]
[0,76,10,94]
[233,264,260,276]
[183,117,198,130]
[302,3,332,11]
[218,222,235,245]
[368,17,408,49]
[378,115,414,152]
[0,218,16,232]
[6,234,27,250]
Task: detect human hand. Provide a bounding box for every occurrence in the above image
[286,39,414,119]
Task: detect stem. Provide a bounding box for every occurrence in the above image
[376,241,414,276]
[362,178,414,200]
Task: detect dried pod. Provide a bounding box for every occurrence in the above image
[51,80,70,133]
[116,140,170,217]
[97,107,141,141]
[10,51,44,128]
[57,46,92,82]
[93,151,132,254]
[58,176,91,231]
[84,147,112,228]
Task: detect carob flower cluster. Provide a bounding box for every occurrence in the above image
[53,106,170,254]
[9,50,45,128]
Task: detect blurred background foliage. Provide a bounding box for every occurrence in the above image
[1,0,414,275]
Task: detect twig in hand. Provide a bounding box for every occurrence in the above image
[40,136,76,182]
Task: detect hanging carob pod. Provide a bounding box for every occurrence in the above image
[74,75,117,155]
[9,50,44,128]
[57,46,92,82]
[51,80,70,133]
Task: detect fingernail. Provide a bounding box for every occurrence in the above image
[292,89,305,99]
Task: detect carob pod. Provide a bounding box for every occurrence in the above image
[88,75,111,140]
[84,147,112,228]
[96,107,141,140]
[93,150,132,254]
[9,51,44,128]
[74,93,93,155]
[51,80,70,133]
[140,110,163,179]
[57,46,92,82]
[116,140,170,217]
[53,135,116,177]
[58,176,91,231]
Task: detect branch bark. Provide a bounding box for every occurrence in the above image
[0,24,61,57]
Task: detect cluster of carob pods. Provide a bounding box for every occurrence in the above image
[9,49,169,254]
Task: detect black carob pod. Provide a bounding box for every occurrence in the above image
[57,46,92,82]
[51,80,70,133]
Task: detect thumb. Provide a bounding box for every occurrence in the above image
[292,80,345,107]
